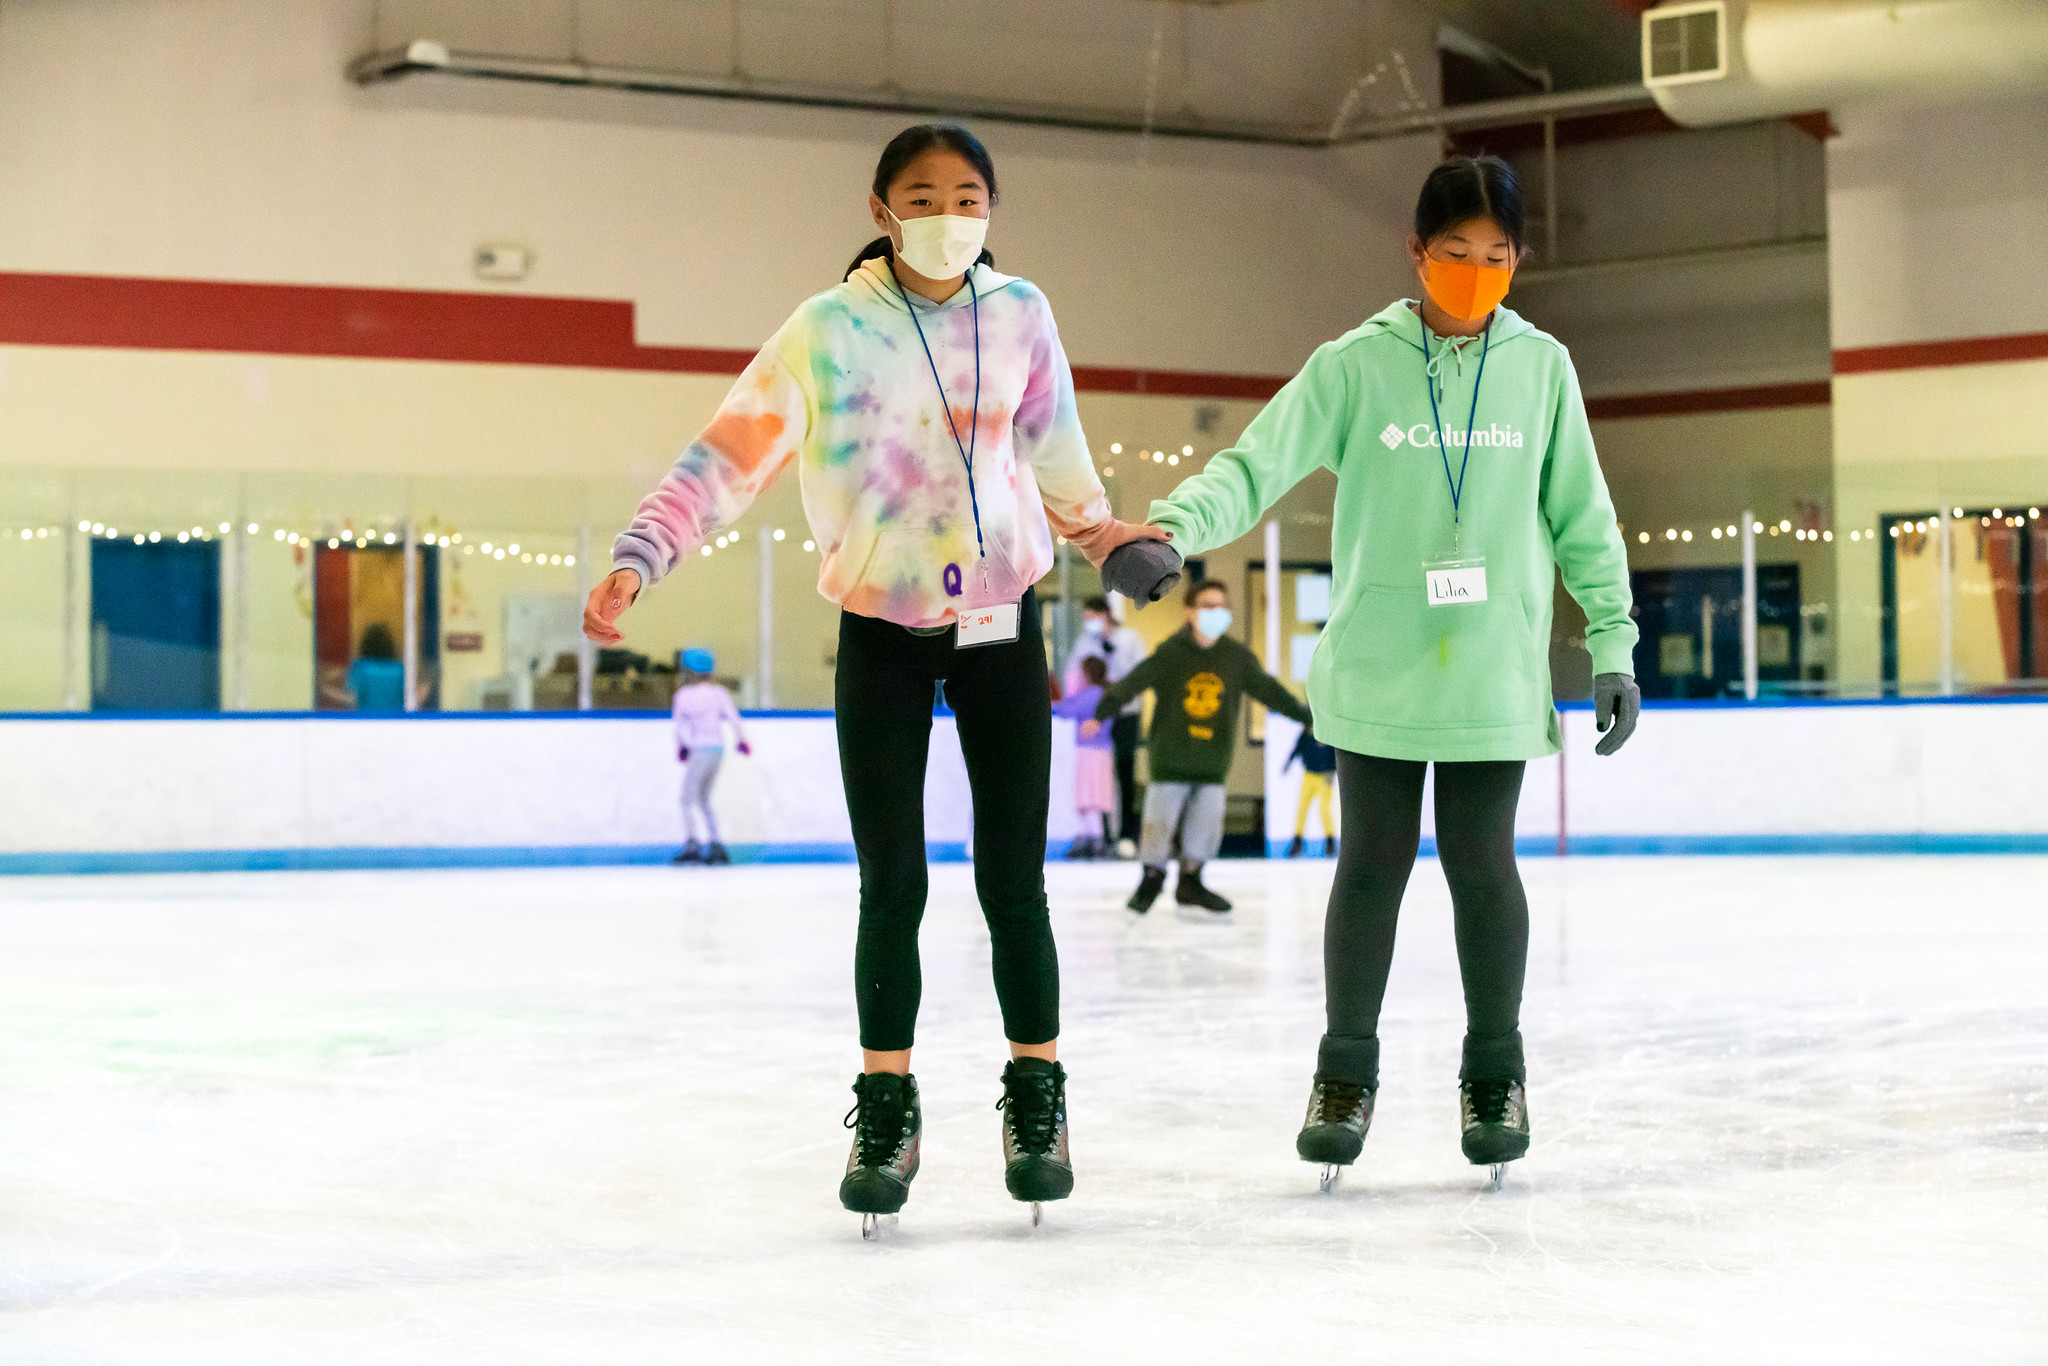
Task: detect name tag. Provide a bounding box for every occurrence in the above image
[956,602,1021,648]
[1425,562,1488,605]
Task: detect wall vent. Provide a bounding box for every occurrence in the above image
[1644,2,1727,87]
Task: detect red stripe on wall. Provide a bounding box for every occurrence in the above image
[1584,381,1832,420]
[1068,366,1286,400]
[1832,331,2048,375]
[0,270,764,373]
[0,269,1297,396]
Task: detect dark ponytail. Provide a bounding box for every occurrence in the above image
[1415,154,1528,258]
[844,123,1000,281]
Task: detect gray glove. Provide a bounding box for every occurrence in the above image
[1100,538,1185,605]
[1593,672,1640,756]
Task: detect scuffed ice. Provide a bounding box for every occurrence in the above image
[0,856,2043,1364]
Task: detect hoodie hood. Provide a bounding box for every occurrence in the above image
[846,256,1022,314]
[1359,298,1538,353]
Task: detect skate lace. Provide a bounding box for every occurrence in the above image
[1467,1078,1514,1125]
[843,1081,907,1167]
[996,1073,1061,1155]
[1315,1080,1366,1123]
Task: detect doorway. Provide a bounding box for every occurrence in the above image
[313,544,441,711]
[1630,564,1801,700]
[90,539,221,711]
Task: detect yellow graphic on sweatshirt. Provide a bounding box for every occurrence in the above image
[1183,671,1223,741]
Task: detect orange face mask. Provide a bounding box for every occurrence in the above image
[1420,256,1513,322]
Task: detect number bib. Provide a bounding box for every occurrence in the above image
[956,602,1021,647]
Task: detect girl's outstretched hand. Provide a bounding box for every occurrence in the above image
[583,568,641,645]
[737,740,753,756]
[1067,518,1172,570]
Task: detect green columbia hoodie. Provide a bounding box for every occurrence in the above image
[1148,301,1636,763]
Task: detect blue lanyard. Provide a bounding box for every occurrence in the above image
[1420,313,1492,533]
[896,268,986,570]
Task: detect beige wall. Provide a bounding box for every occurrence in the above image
[1824,94,2048,689]
[0,0,1430,376]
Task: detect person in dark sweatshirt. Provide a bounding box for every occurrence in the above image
[1095,578,1312,920]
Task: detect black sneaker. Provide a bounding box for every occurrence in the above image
[1460,1078,1531,1167]
[997,1058,1074,1207]
[1126,866,1166,913]
[1174,867,1232,916]
[840,1073,921,1218]
[672,842,703,865]
[704,842,731,865]
[1296,1076,1376,1172]
[1284,834,1305,858]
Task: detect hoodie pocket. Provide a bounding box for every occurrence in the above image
[1324,585,1538,730]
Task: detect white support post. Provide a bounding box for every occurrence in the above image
[63,512,85,710]
[576,525,594,711]
[232,502,250,710]
[757,524,775,709]
[1937,506,1955,696]
[401,521,419,712]
[1264,518,1283,672]
[1741,510,1759,701]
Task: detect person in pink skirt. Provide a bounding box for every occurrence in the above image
[1053,655,1119,860]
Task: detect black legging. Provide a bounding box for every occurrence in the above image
[1317,750,1530,1089]
[836,588,1056,1052]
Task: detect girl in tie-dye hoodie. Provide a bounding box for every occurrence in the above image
[586,124,1161,1230]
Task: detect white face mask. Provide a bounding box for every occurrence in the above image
[1195,607,1232,641]
[886,206,989,280]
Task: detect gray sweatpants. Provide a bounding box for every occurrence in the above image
[681,746,724,844]
[1138,781,1226,869]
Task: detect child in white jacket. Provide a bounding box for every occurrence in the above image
[671,648,750,864]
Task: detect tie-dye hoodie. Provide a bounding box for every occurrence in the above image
[612,257,1119,628]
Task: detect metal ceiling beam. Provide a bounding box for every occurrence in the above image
[348,40,1655,148]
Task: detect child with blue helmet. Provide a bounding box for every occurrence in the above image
[671,648,750,865]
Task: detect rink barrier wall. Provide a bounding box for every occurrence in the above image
[5,698,2048,875]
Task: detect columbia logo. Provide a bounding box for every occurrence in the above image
[1379,423,1405,450]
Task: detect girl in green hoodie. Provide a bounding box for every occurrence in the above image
[1145,156,1641,1188]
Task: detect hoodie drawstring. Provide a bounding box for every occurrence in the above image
[1423,333,1478,402]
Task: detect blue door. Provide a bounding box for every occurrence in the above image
[1629,564,1801,700]
[91,539,221,711]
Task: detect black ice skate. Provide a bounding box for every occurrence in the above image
[673,841,703,864]
[1460,1078,1530,1190]
[1323,836,1339,859]
[840,1072,921,1238]
[1284,834,1305,858]
[1174,867,1232,920]
[997,1058,1073,1224]
[1127,867,1165,913]
[1296,1077,1375,1192]
[703,841,731,865]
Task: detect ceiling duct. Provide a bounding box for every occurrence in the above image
[348,38,1651,148]
[1644,0,2048,128]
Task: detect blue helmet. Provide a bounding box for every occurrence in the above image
[681,648,715,675]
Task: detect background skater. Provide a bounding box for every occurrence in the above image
[1095,578,1312,921]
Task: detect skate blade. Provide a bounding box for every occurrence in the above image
[1031,1201,1042,1228]
[1485,1162,1508,1192]
[859,1212,899,1240]
[1318,1164,1343,1194]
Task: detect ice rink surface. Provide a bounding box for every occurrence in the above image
[1,856,2043,1365]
